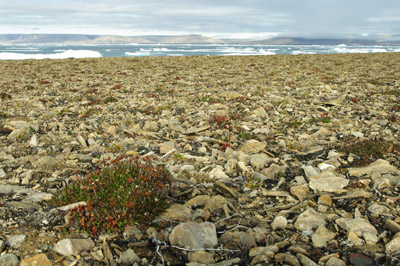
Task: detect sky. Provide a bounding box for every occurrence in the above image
[0,0,399,39]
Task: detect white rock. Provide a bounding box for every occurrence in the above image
[271,216,287,230]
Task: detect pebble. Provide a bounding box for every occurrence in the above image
[335,217,378,237]
[20,253,52,266]
[53,238,95,256]
[0,253,19,266]
[119,248,140,264]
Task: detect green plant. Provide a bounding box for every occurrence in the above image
[338,136,392,166]
[245,174,262,189]
[50,156,171,235]
[104,96,118,104]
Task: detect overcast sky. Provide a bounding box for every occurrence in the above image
[1,0,399,39]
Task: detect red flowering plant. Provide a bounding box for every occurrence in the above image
[51,156,171,235]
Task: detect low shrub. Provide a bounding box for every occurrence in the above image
[51,156,171,235]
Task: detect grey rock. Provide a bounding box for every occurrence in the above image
[169,222,218,249]
[22,192,53,203]
[302,165,320,179]
[0,184,33,195]
[308,170,349,193]
[31,156,65,170]
[294,208,327,233]
[348,159,400,177]
[53,238,95,256]
[261,163,287,178]
[209,166,230,182]
[6,234,26,248]
[335,217,378,237]
[250,153,273,170]
[0,253,19,266]
[368,203,390,216]
[0,168,6,178]
[386,232,400,253]
[120,248,140,265]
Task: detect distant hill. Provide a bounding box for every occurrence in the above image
[0,34,399,46]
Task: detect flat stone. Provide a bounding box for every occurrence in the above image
[348,159,400,177]
[209,166,230,182]
[347,230,363,245]
[143,121,158,131]
[119,248,140,264]
[0,253,19,266]
[368,203,390,215]
[22,192,53,203]
[294,208,327,233]
[325,256,346,266]
[386,232,400,253]
[335,217,378,237]
[253,107,268,118]
[20,253,52,266]
[302,165,320,179]
[318,194,333,207]
[31,156,65,170]
[363,231,379,245]
[0,184,33,195]
[250,153,272,170]
[238,140,266,155]
[169,222,218,249]
[249,245,279,257]
[160,204,192,221]
[261,163,287,178]
[290,185,309,201]
[385,219,400,233]
[309,170,349,193]
[275,253,301,266]
[296,253,318,266]
[311,225,336,248]
[188,250,215,264]
[6,234,26,248]
[53,238,95,256]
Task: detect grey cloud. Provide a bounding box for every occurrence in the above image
[0,0,399,38]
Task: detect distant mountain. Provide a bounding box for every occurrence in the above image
[0,34,399,46]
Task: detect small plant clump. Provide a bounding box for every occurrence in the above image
[51,156,171,235]
[338,136,392,166]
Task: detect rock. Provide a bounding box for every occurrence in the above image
[0,184,33,195]
[237,161,249,174]
[311,225,336,248]
[294,208,327,233]
[6,234,26,248]
[290,185,309,201]
[77,135,87,147]
[308,170,349,192]
[249,245,279,257]
[0,253,19,266]
[0,240,4,252]
[363,231,379,245]
[325,256,346,266]
[188,251,215,264]
[28,134,38,147]
[238,140,266,154]
[250,153,272,170]
[261,163,287,178]
[159,142,175,154]
[318,194,332,207]
[275,253,301,266]
[160,204,192,221]
[119,248,140,264]
[296,253,318,266]
[219,231,256,250]
[349,253,375,266]
[348,159,400,177]
[335,217,378,237]
[185,195,211,208]
[143,121,158,131]
[368,203,390,215]
[386,232,400,253]
[0,168,5,178]
[271,216,288,230]
[209,166,230,182]
[22,192,53,203]
[302,165,320,179]
[123,225,143,241]
[253,107,268,118]
[385,219,400,233]
[31,156,65,170]
[347,230,363,245]
[20,253,52,266]
[169,222,218,249]
[53,238,95,256]
[107,125,117,135]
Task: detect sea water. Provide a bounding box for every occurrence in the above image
[1,43,399,60]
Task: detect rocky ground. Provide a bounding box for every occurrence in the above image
[0,53,400,266]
